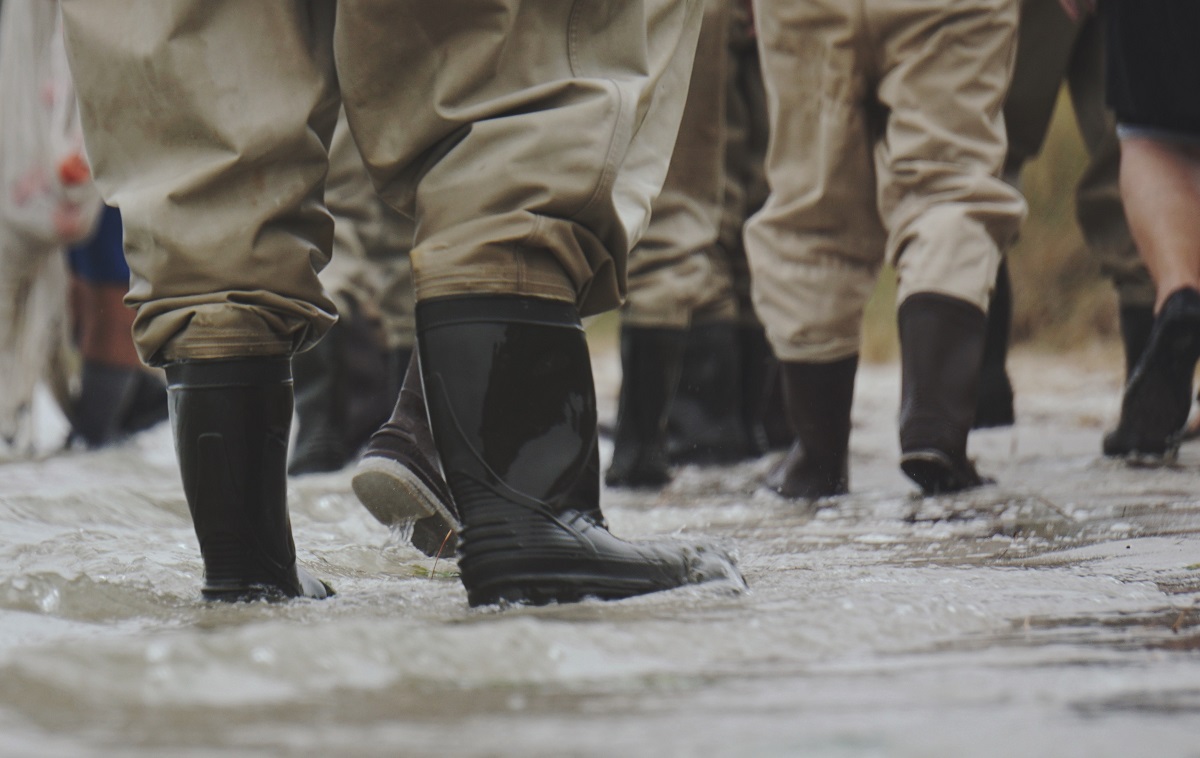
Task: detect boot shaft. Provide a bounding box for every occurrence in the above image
[166,357,320,600]
[897,292,987,458]
[417,296,600,521]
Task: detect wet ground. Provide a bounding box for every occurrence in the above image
[2,345,1200,757]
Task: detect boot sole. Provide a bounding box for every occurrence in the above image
[352,457,462,535]
[466,573,669,607]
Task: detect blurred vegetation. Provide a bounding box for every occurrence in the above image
[862,88,1121,363]
[591,89,1125,365]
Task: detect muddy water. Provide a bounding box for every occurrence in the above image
[2,349,1200,757]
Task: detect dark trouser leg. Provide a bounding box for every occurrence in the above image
[418,296,741,607]
[167,357,332,601]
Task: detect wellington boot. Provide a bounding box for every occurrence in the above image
[897,293,991,495]
[69,362,141,448]
[1101,304,1155,455]
[605,326,687,489]
[168,358,332,601]
[764,356,857,499]
[418,296,742,608]
[119,371,168,436]
[740,325,792,455]
[289,299,394,476]
[973,259,1014,429]
[1102,289,1200,459]
[353,350,460,559]
[666,322,752,465]
[288,326,349,475]
[1118,304,1155,380]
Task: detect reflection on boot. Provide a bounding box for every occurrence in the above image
[419,296,743,607]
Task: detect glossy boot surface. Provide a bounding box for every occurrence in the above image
[352,349,460,558]
[898,293,991,495]
[765,356,857,500]
[418,296,742,607]
[605,326,687,489]
[1102,289,1200,459]
[168,358,332,601]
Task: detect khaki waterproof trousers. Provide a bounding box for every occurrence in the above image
[720,0,769,325]
[1004,0,1153,309]
[623,0,734,329]
[62,0,703,365]
[744,0,1026,363]
[324,112,416,352]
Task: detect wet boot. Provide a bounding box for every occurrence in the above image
[1102,289,1200,459]
[765,356,856,499]
[740,324,792,456]
[666,322,752,465]
[605,326,687,489]
[341,308,397,457]
[288,326,350,475]
[167,357,332,601]
[352,350,460,559]
[1118,304,1155,380]
[418,296,742,607]
[973,259,1015,429]
[1102,304,1155,455]
[69,361,141,447]
[118,371,168,436]
[897,293,991,495]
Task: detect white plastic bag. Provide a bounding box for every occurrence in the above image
[0,0,92,453]
[0,0,102,246]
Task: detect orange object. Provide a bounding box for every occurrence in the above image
[57,152,91,186]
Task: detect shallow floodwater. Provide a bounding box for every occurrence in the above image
[2,349,1200,757]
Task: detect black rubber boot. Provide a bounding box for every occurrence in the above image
[1102,289,1200,459]
[69,362,141,448]
[353,349,461,559]
[1118,304,1155,380]
[605,326,687,489]
[289,300,395,476]
[418,296,742,607]
[119,371,168,436]
[973,259,1015,429]
[897,293,991,495]
[739,324,792,455]
[764,356,857,499]
[666,322,752,465]
[167,357,332,601]
[288,326,350,475]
